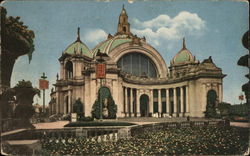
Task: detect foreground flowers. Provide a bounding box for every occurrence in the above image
[41,126,248,155]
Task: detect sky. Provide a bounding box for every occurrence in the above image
[2,0,248,105]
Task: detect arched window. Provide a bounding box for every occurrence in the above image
[117,52,157,78]
[65,61,73,79]
[123,26,126,32]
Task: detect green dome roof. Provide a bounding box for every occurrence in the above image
[64,28,92,58]
[171,38,195,65]
[92,34,132,55]
[174,49,192,63]
[64,40,92,58]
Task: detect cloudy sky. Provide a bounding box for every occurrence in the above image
[3,0,248,105]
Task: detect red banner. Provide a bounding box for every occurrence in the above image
[39,79,49,90]
[96,63,106,79]
[239,95,244,100]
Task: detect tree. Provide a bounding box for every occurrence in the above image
[13,80,40,128]
[91,87,117,119]
[0,7,35,89]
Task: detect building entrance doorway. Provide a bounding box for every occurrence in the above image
[140,94,149,117]
[207,90,217,107]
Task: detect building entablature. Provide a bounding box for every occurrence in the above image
[54,79,85,87]
[120,71,225,85]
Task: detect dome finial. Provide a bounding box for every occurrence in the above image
[121,4,126,14]
[77,27,80,41]
[182,37,186,49]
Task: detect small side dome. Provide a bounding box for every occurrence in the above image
[64,28,92,58]
[171,38,195,66]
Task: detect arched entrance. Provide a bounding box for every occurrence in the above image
[207,90,217,107]
[91,86,117,119]
[205,89,218,118]
[140,94,149,117]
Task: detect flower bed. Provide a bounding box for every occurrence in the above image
[40,126,248,155]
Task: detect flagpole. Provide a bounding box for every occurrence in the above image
[41,72,47,114]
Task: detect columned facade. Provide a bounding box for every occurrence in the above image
[119,85,191,117]
[50,7,225,118]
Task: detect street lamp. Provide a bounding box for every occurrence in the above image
[39,72,49,114]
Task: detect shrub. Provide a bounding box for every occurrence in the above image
[79,116,93,122]
[91,97,117,119]
[64,121,135,127]
[14,104,35,119]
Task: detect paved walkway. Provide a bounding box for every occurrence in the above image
[1,129,26,137]
[32,117,219,129]
[230,122,250,128]
[33,121,69,129]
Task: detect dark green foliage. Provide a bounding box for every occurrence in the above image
[14,104,35,119]
[204,90,219,118]
[14,79,40,97]
[2,7,35,62]
[218,102,231,117]
[91,100,101,119]
[78,116,94,122]
[230,103,248,116]
[204,104,218,118]
[64,121,135,127]
[0,88,15,118]
[107,97,117,119]
[91,87,117,119]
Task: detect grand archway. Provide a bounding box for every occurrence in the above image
[91,86,117,119]
[205,89,218,118]
[207,90,217,107]
[140,94,149,117]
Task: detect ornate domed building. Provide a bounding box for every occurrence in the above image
[49,7,226,118]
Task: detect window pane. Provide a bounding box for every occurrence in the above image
[132,53,140,76]
[117,52,157,78]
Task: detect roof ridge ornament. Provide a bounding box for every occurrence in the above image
[182,37,186,49]
[77,27,80,41]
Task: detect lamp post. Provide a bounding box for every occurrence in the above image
[39,72,49,114]
[96,49,109,120]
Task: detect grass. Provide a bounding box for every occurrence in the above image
[64,121,136,127]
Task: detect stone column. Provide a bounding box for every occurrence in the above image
[218,83,222,103]
[173,87,177,117]
[158,89,162,117]
[180,87,184,117]
[68,90,72,113]
[130,88,134,117]
[124,87,128,117]
[64,96,67,114]
[149,90,153,116]
[202,84,207,114]
[60,61,64,80]
[136,90,140,117]
[185,86,190,116]
[166,89,169,115]
[56,90,59,114]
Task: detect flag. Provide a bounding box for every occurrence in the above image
[96,63,106,79]
[39,79,49,89]
[239,95,244,100]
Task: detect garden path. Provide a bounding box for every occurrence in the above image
[230,122,250,128]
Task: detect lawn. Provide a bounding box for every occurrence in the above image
[40,125,249,155]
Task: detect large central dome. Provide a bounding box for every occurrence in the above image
[92,34,132,56]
